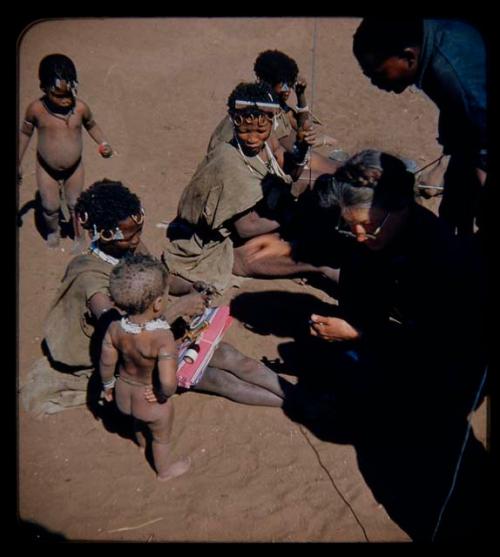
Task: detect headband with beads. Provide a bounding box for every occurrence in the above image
[80,207,145,242]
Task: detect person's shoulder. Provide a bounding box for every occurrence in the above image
[107,319,121,336]
[210,142,240,166]
[154,328,176,350]
[75,98,91,113]
[67,253,110,274]
[429,18,485,44]
[24,98,43,116]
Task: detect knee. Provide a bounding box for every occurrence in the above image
[214,341,233,359]
[151,424,170,444]
[210,342,238,368]
[197,366,227,391]
[42,206,59,217]
[64,193,80,211]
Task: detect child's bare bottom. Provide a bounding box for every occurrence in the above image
[232,233,339,283]
[192,341,294,407]
[115,377,191,481]
[36,154,85,249]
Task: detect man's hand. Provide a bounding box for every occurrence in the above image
[309,314,360,342]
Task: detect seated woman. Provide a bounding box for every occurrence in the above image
[43,179,299,410]
[164,81,339,294]
[207,50,342,190]
[309,149,487,402]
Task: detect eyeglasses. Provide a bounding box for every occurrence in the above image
[335,212,391,240]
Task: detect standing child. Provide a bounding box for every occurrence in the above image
[100,254,191,481]
[18,53,113,250]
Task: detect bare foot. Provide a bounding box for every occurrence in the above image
[46,231,61,248]
[157,456,191,482]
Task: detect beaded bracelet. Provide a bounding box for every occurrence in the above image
[102,377,116,390]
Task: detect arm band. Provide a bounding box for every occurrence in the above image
[21,120,35,136]
[158,353,176,361]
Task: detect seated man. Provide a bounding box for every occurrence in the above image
[163,81,339,294]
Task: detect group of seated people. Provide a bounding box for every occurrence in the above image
[34,49,487,487]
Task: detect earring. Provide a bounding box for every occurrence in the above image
[99,229,115,242]
[77,211,89,225]
[131,208,145,225]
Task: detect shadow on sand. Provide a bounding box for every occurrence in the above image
[230,290,491,542]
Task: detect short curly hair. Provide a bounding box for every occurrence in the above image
[110,254,169,315]
[254,50,299,87]
[315,150,415,211]
[75,179,142,234]
[227,81,278,115]
[38,53,78,91]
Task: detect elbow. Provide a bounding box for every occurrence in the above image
[162,380,177,397]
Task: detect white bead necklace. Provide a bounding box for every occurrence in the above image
[120,317,171,334]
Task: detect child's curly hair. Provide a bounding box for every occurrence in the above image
[254,50,299,87]
[38,53,78,91]
[75,179,142,234]
[110,254,168,316]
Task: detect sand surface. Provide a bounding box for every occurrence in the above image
[17,17,487,542]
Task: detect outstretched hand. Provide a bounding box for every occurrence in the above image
[171,291,208,321]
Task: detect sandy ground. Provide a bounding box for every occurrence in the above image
[17,17,487,542]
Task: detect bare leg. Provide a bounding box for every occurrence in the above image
[118,383,190,481]
[133,418,147,451]
[194,366,284,407]
[209,342,292,398]
[63,162,86,253]
[43,208,61,247]
[36,161,61,246]
[147,401,191,481]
